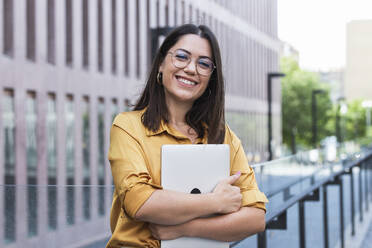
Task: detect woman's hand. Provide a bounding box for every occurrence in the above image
[212,172,242,214]
[148,223,186,240]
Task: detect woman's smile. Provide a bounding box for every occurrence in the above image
[175,75,199,87]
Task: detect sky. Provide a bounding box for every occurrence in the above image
[278,0,372,71]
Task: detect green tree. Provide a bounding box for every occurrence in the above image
[343,99,367,141]
[281,57,333,153]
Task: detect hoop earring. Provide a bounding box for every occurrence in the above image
[157,72,163,85]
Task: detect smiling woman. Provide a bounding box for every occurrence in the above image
[106,24,268,248]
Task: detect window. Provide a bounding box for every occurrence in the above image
[111,98,118,122]
[82,96,90,220]
[3,89,16,243]
[3,0,14,56]
[26,0,36,61]
[66,0,73,66]
[124,0,129,75]
[46,93,57,230]
[136,0,140,78]
[97,98,105,215]
[82,0,89,68]
[65,95,75,225]
[26,91,37,237]
[97,0,103,72]
[47,0,55,64]
[111,0,117,73]
[47,93,57,182]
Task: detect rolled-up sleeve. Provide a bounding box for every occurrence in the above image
[109,124,162,218]
[230,139,268,212]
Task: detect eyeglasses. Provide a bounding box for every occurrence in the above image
[168,49,216,76]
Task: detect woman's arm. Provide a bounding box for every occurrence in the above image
[135,172,242,225]
[149,206,266,242]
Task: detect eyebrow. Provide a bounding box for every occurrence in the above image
[176,48,213,61]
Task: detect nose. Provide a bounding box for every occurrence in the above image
[183,59,197,75]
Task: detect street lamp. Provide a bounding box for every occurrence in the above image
[312,89,326,148]
[267,72,285,161]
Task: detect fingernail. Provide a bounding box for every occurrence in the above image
[236,171,241,176]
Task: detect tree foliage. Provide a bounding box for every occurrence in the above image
[281,57,333,152]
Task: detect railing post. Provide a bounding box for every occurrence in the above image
[365,160,369,211]
[322,185,329,248]
[257,230,267,248]
[349,167,355,236]
[299,200,306,248]
[358,163,363,222]
[339,177,345,248]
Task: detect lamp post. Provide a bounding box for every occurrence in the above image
[267,72,285,161]
[311,89,326,148]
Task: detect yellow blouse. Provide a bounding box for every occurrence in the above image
[106,110,268,248]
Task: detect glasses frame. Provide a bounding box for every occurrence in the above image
[167,50,216,76]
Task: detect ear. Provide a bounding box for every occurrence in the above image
[158,63,164,73]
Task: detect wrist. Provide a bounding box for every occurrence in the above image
[182,219,197,237]
[207,192,221,214]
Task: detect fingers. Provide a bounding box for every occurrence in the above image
[224,171,241,185]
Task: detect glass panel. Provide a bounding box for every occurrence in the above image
[111,98,118,122]
[3,90,16,243]
[47,94,57,179]
[82,96,90,220]
[26,92,38,179]
[46,93,57,230]
[26,92,38,237]
[97,99,105,216]
[65,95,75,225]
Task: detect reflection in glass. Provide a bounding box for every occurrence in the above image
[26,92,38,237]
[82,96,91,220]
[46,93,57,230]
[111,98,118,122]
[98,99,105,215]
[65,95,75,225]
[3,90,16,243]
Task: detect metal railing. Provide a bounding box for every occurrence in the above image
[231,145,372,248]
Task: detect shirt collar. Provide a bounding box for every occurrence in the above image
[142,109,208,143]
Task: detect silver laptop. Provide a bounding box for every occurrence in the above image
[161,144,230,248]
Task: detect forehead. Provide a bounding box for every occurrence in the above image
[170,34,212,58]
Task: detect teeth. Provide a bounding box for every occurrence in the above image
[178,77,196,86]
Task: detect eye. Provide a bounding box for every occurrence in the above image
[198,59,213,69]
[174,51,189,61]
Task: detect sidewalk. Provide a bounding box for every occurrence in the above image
[340,205,372,248]
[361,219,372,248]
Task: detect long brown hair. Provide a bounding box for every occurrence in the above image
[134,24,225,144]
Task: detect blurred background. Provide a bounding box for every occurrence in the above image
[0,0,371,247]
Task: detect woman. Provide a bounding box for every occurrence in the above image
[107,24,268,248]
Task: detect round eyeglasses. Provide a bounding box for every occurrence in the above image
[168,49,216,76]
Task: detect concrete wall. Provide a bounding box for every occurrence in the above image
[345,20,372,101]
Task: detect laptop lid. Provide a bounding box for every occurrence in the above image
[161,144,230,248]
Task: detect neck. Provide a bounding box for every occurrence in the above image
[166,98,193,126]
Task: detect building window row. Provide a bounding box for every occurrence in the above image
[1,89,127,243]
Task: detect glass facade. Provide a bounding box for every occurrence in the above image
[97,98,105,216]
[46,93,57,230]
[26,92,38,237]
[82,96,90,220]
[3,90,16,243]
[65,95,75,225]
[111,98,119,123]
[226,111,271,164]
